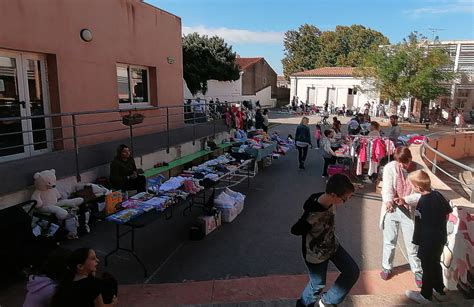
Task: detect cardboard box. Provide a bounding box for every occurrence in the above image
[198,212,222,235]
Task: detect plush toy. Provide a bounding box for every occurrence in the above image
[31,169,83,220]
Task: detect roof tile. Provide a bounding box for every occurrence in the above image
[234,57,263,70]
[292,67,356,77]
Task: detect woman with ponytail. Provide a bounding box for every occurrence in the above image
[52,248,117,307]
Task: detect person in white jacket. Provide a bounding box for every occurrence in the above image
[380,146,423,287]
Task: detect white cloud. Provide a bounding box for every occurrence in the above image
[407,0,474,17]
[182,25,284,44]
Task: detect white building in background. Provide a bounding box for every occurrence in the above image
[431,40,474,116]
[184,57,277,108]
[289,67,379,110]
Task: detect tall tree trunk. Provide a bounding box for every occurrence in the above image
[389,100,398,116]
[412,98,423,122]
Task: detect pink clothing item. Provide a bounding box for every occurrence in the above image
[23,275,57,307]
[384,139,396,155]
[315,129,321,139]
[359,139,367,163]
[372,138,386,162]
[408,136,426,145]
[395,163,412,198]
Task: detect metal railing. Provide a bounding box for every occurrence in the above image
[420,127,474,202]
[0,102,242,182]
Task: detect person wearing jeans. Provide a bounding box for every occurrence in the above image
[291,174,360,306]
[380,147,422,286]
[301,246,359,306]
[295,117,312,170]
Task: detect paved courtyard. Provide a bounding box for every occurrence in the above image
[0,117,470,306]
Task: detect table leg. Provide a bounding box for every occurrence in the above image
[104,224,120,267]
[131,227,148,277]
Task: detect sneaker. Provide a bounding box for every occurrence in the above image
[405,290,430,304]
[415,271,423,288]
[433,289,448,302]
[318,298,336,307]
[380,269,392,280]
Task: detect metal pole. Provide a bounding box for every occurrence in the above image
[213,114,216,138]
[193,110,196,146]
[71,114,81,182]
[432,153,437,175]
[166,107,170,153]
[128,111,134,154]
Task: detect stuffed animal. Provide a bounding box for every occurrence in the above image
[31,169,83,220]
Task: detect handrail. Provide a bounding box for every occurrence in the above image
[421,128,474,201]
[421,128,474,172]
[0,102,244,184]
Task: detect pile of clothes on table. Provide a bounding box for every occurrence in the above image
[146,153,246,203]
[270,132,294,159]
[107,154,251,223]
[398,134,428,146]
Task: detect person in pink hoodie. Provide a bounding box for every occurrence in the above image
[314,124,322,149]
[24,248,70,307]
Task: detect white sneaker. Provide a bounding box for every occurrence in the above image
[433,290,448,302]
[405,290,431,304]
[318,298,336,307]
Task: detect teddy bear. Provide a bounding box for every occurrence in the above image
[31,169,83,221]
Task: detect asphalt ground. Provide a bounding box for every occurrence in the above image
[0,118,455,306]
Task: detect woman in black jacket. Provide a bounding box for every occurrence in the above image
[295,117,312,169]
[255,109,264,130]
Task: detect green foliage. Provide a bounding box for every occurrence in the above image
[282,24,322,79]
[282,24,389,78]
[357,32,457,106]
[183,33,240,95]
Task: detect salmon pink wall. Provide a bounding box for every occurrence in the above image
[0,0,183,148]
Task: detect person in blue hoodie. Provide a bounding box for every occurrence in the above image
[24,248,70,307]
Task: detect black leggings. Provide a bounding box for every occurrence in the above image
[420,244,445,300]
[297,145,309,165]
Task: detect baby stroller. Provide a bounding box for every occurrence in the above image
[0,200,59,288]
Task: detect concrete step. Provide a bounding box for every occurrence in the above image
[182,292,473,307]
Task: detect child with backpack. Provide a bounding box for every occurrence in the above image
[291,174,359,307]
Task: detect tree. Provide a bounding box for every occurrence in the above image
[183,33,240,95]
[282,24,389,78]
[317,25,389,67]
[357,32,457,115]
[282,24,322,78]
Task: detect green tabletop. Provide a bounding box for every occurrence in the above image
[143,142,234,178]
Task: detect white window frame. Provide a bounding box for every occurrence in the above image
[117,63,151,109]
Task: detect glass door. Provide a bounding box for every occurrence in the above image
[0,50,50,162]
[21,55,51,155]
[0,53,29,160]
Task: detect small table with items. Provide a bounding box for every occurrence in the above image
[104,154,253,277]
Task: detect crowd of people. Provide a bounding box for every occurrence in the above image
[292,111,452,305]
[18,105,455,306]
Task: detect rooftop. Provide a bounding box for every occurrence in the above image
[235,57,263,70]
[292,67,356,77]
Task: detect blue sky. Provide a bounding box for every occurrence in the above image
[149,0,474,74]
